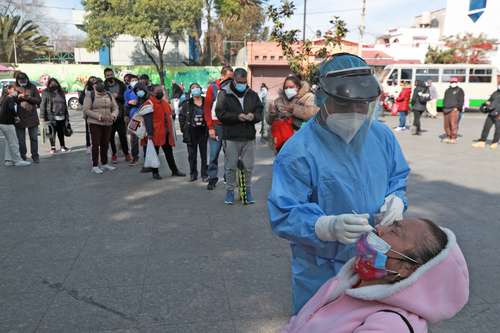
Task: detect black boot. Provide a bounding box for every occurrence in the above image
[207,178,217,190]
[172,170,186,177]
[153,173,162,180]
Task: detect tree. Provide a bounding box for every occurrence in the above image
[267,0,348,82]
[424,46,458,64]
[83,0,203,86]
[0,15,51,63]
[425,33,497,64]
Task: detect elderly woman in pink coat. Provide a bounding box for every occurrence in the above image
[282,218,469,333]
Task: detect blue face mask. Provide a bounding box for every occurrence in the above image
[191,87,202,97]
[235,82,247,93]
[136,90,146,98]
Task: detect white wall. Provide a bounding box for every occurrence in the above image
[74,48,99,64]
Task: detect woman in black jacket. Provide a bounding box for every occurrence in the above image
[179,82,209,182]
[41,78,70,153]
[79,76,97,153]
[410,80,430,136]
[0,84,31,167]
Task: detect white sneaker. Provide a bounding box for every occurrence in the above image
[4,160,15,167]
[394,127,403,132]
[14,160,31,167]
[91,166,104,174]
[101,164,116,171]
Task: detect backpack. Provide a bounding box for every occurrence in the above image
[210,82,220,121]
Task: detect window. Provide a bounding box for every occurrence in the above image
[401,68,413,83]
[441,68,466,82]
[415,68,439,82]
[270,56,275,60]
[469,68,492,83]
[278,56,283,60]
[262,56,267,60]
[254,56,259,60]
[386,69,398,86]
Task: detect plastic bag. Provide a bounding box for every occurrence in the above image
[271,117,294,151]
[144,139,160,168]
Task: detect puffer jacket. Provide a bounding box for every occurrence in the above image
[282,228,469,333]
[410,83,430,112]
[40,90,69,124]
[83,91,119,126]
[14,83,41,128]
[266,81,319,129]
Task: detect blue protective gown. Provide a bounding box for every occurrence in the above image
[267,116,410,314]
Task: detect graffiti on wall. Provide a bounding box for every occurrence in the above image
[10,64,223,92]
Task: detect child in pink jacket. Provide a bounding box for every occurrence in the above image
[282,219,469,333]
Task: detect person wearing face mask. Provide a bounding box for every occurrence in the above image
[40,78,71,154]
[281,218,469,332]
[140,84,186,180]
[268,53,410,314]
[0,84,31,167]
[179,83,209,182]
[103,68,131,163]
[83,78,119,174]
[267,74,319,153]
[442,78,465,144]
[204,66,234,190]
[410,80,430,136]
[472,82,500,149]
[215,68,263,205]
[124,74,141,165]
[13,71,41,163]
[79,76,98,154]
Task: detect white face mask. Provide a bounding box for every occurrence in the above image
[450,83,458,88]
[284,88,298,100]
[325,112,367,143]
[130,80,138,88]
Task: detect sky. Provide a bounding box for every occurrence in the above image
[40,0,448,43]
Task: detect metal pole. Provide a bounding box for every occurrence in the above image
[302,0,307,42]
[358,0,366,56]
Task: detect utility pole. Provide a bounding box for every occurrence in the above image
[302,0,307,42]
[358,0,366,56]
[13,34,18,65]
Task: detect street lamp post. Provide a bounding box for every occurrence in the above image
[13,34,18,65]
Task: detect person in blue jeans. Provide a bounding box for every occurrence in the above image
[204,66,234,190]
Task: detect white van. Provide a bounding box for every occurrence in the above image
[379,64,498,110]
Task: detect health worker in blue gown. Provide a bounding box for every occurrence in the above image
[267,53,411,314]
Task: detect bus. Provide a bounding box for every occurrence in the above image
[379,64,498,110]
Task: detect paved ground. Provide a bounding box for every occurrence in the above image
[0,110,499,332]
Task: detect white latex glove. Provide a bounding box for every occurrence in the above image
[315,213,373,244]
[378,194,404,225]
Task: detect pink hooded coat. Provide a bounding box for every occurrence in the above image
[282,228,469,333]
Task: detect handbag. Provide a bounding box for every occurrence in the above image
[64,121,73,137]
[271,117,294,151]
[390,103,399,116]
[144,139,160,169]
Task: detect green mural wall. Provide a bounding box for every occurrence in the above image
[9,64,223,93]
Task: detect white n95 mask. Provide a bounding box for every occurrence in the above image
[326,112,367,143]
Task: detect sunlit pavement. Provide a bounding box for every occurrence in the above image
[0,111,498,332]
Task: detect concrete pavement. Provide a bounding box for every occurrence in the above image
[0,111,499,332]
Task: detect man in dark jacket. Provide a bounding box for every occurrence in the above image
[104,68,131,163]
[410,80,430,136]
[472,81,500,150]
[215,68,263,205]
[442,77,465,144]
[14,72,41,163]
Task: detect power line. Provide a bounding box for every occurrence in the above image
[294,7,361,16]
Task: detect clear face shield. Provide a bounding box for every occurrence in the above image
[318,67,382,145]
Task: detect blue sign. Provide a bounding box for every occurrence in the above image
[468,0,487,22]
[99,47,111,65]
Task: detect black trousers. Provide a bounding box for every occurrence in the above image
[85,119,91,147]
[49,120,66,148]
[413,109,423,133]
[187,126,208,178]
[143,143,180,175]
[110,118,129,155]
[480,115,500,144]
